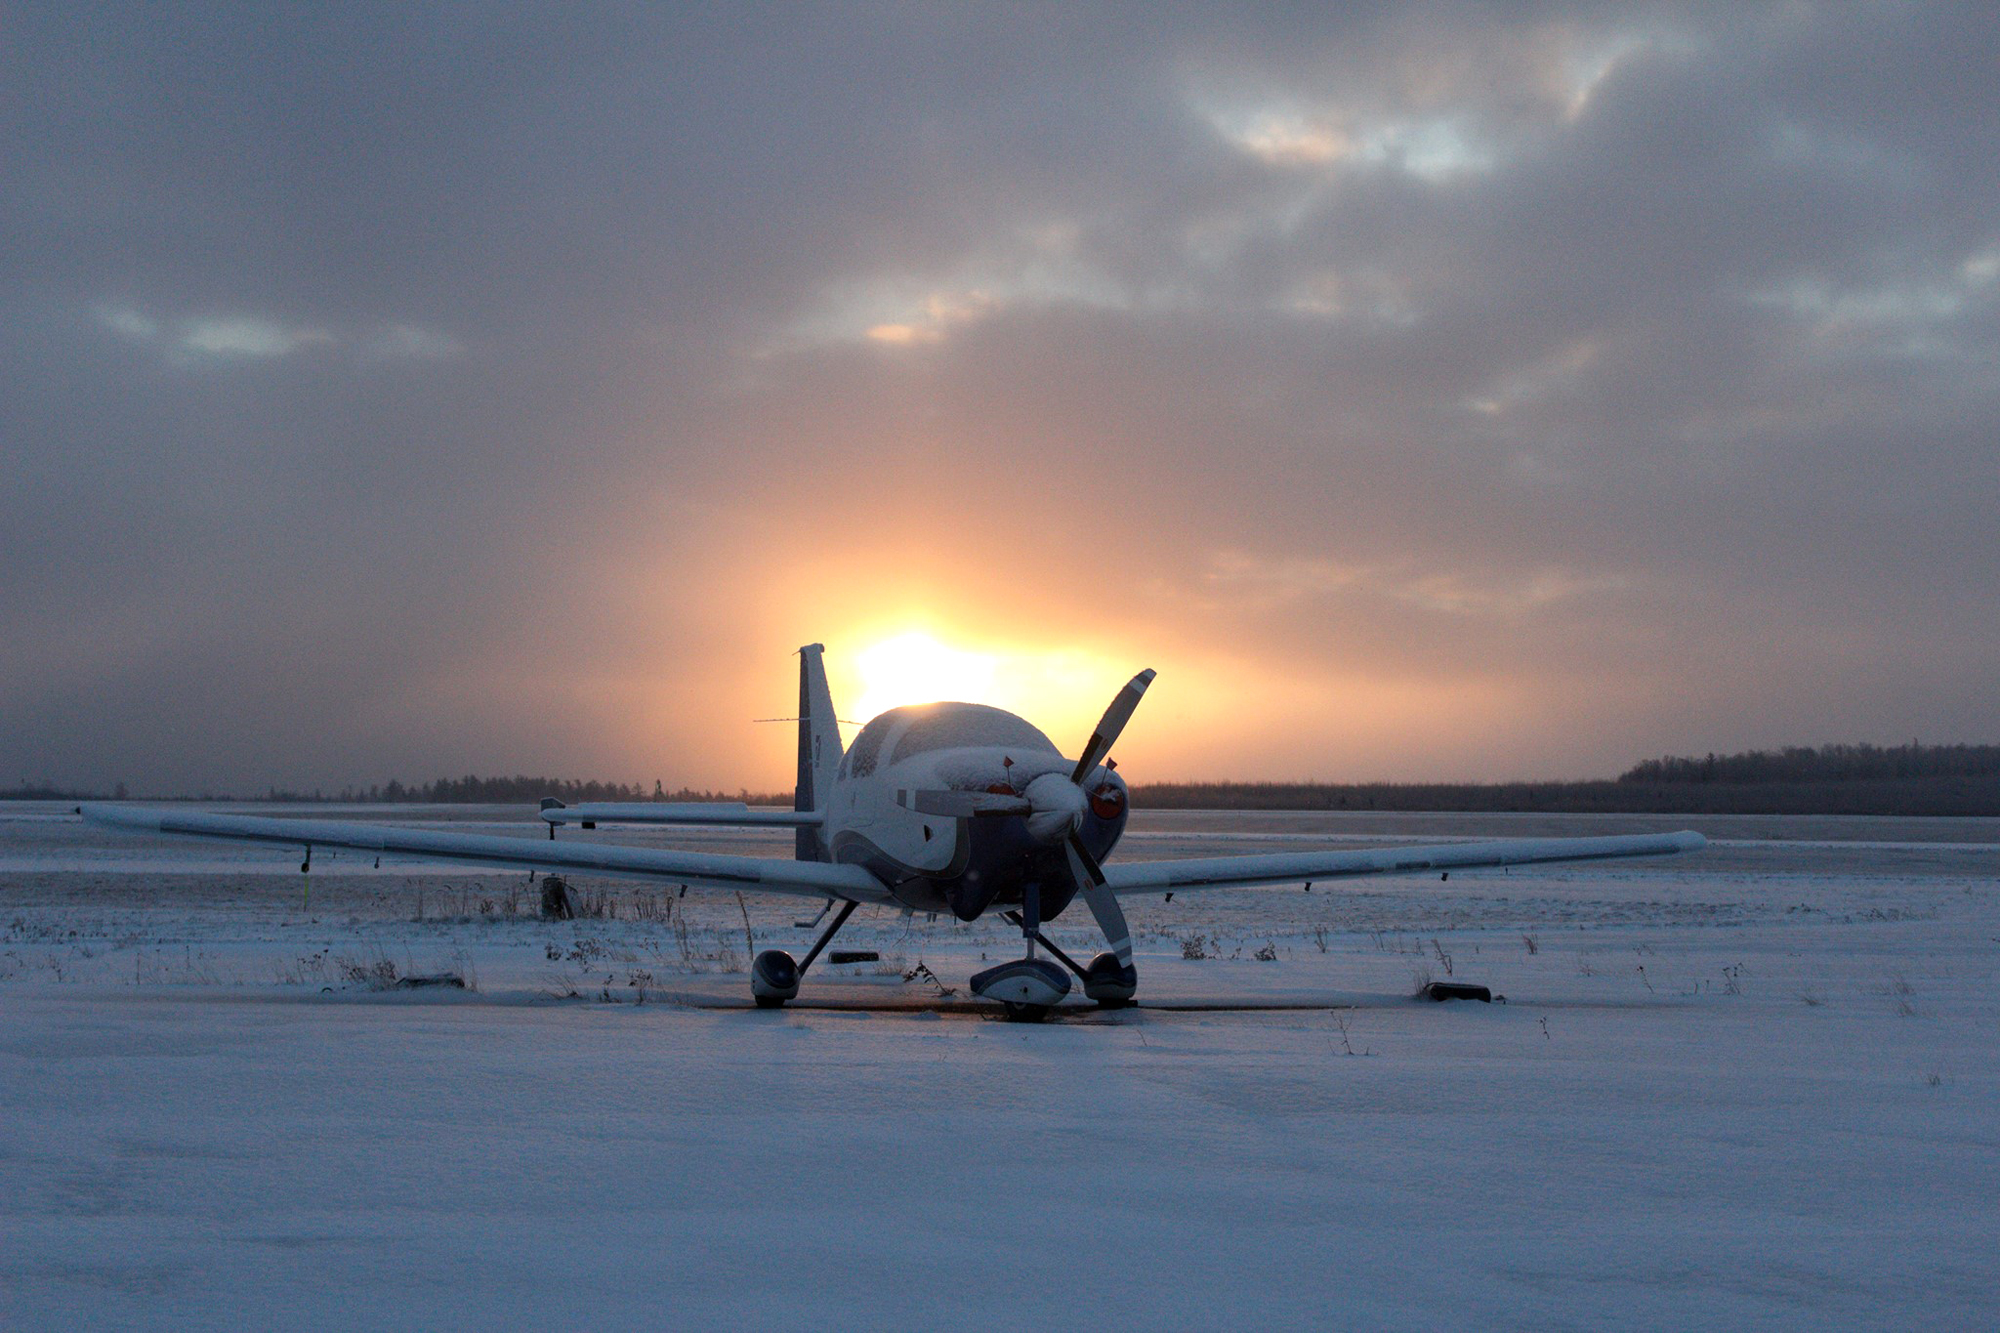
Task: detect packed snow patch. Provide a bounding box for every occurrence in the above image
[2,805,1996,1328]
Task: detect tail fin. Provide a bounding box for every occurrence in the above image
[794,643,842,861]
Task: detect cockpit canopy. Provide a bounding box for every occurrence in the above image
[843,702,1060,779]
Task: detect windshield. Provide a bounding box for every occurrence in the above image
[871,702,1060,767]
[844,703,1061,778]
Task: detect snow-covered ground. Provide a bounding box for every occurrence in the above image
[3,804,1996,1329]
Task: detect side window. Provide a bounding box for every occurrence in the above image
[847,717,890,778]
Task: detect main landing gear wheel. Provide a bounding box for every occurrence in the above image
[751,949,800,1008]
[1002,1001,1052,1023]
[746,899,859,1010]
[1083,951,1138,1008]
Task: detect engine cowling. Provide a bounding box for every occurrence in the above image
[1023,771,1087,843]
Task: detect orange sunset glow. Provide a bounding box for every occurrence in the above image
[5,7,1994,797]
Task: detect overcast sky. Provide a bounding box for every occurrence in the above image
[4,2,1995,793]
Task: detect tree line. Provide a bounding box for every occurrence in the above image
[1,777,789,805]
[1126,776,2000,816]
[10,742,1997,814]
[312,776,792,806]
[1617,742,2000,785]
[1133,742,2000,815]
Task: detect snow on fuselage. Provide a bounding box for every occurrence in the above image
[822,702,1129,921]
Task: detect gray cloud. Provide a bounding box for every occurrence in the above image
[3,2,1996,790]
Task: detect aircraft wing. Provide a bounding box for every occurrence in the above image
[79,804,890,903]
[1099,830,1705,895]
[538,801,820,828]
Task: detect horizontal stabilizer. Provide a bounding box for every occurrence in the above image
[894,789,1034,818]
[538,802,823,828]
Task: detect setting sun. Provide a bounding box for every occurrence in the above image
[847,632,998,724]
[834,629,1155,756]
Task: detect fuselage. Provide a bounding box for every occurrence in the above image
[821,702,1130,921]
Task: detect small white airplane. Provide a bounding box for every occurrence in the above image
[85,644,1704,1019]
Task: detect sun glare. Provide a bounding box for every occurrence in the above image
[848,632,999,724]
[833,628,1158,757]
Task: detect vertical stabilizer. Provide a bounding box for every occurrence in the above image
[794,643,842,861]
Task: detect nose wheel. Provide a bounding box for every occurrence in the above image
[970,957,1072,1020]
[996,908,1140,1012]
[972,881,1076,1020]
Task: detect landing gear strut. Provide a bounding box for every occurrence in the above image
[1000,910,1139,1009]
[751,899,858,1008]
[970,884,1074,1021]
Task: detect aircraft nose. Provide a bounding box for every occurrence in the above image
[1023,771,1086,842]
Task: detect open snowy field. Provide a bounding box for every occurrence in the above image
[4,804,1997,1329]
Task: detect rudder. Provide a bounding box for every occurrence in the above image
[794,643,842,861]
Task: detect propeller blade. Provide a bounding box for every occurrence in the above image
[1070,668,1156,784]
[895,789,1033,818]
[1065,833,1132,968]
